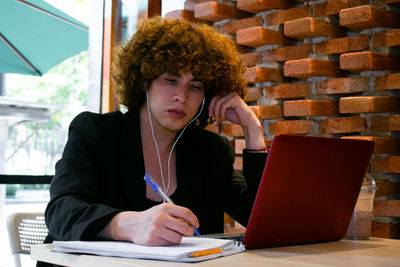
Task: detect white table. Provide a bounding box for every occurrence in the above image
[31,238,400,266]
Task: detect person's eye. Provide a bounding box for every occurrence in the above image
[165,77,177,84]
[191,84,203,91]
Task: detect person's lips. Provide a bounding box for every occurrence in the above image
[167,108,186,119]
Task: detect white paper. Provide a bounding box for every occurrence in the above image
[52,237,245,262]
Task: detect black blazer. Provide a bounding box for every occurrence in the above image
[44,110,267,244]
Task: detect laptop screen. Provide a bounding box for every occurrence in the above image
[243,134,374,249]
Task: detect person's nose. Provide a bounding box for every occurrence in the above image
[173,84,188,104]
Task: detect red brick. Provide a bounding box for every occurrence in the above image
[265,6,311,26]
[245,66,283,83]
[164,10,203,23]
[389,115,400,131]
[340,96,400,114]
[370,115,400,132]
[315,35,369,55]
[237,0,294,13]
[371,221,400,238]
[373,156,400,174]
[284,59,340,79]
[317,77,368,95]
[244,87,262,102]
[250,104,282,119]
[284,100,338,117]
[341,136,400,154]
[194,1,250,22]
[240,52,262,67]
[224,213,235,227]
[375,179,400,197]
[266,82,311,99]
[374,200,400,217]
[265,44,312,63]
[314,0,369,17]
[319,117,366,134]
[369,116,388,132]
[225,219,247,232]
[237,27,294,47]
[204,123,220,134]
[221,123,243,137]
[269,120,313,135]
[373,29,400,48]
[339,5,400,30]
[184,0,210,11]
[340,52,400,72]
[375,73,400,90]
[222,16,263,35]
[284,17,346,39]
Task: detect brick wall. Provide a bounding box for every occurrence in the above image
[165,0,400,238]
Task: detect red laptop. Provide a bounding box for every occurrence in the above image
[242,134,374,249]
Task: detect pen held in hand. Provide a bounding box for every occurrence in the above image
[144,173,201,237]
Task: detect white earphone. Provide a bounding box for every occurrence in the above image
[145,91,205,194]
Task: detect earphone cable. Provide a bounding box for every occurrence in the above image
[146,91,167,192]
[146,91,205,194]
[166,98,204,192]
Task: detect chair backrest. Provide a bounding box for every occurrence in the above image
[7,212,47,267]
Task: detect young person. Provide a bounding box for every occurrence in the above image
[41,16,267,259]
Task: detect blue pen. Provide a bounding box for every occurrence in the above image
[144,173,201,237]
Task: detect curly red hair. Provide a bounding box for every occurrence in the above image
[112,16,246,125]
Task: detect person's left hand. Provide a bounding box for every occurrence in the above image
[208,93,265,150]
[208,92,256,127]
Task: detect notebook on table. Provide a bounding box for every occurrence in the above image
[229,134,374,249]
[52,236,245,262]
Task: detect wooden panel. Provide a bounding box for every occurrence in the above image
[102,0,119,113]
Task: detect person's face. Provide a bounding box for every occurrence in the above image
[146,72,205,134]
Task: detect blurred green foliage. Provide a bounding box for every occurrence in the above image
[5,51,88,177]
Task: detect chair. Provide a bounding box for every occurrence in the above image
[7,212,48,267]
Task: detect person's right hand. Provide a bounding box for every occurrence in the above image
[98,203,200,246]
